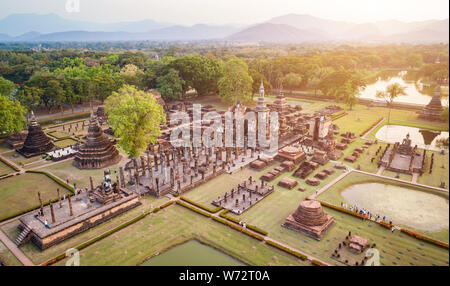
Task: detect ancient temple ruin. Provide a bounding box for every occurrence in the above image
[73,112,121,169]
[419,86,443,121]
[283,200,335,240]
[212,176,274,214]
[17,111,55,158]
[379,133,426,175]
[16,171,140,250]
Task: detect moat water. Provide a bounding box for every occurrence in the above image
[375,125,449,151]
[359,71,449,106]
[341,182,449,232]
[140,240,246,266]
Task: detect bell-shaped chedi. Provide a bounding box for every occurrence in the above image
[283,200,335,240]
[73,112,121,169]
[17,111,55,158]
[419,86,443,121]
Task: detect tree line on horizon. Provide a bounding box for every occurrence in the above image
[0,44,449,135]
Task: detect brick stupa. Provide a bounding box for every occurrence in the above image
[73,112,121,169]
[419,86,443,121]
[283,200,335,240]
[17,111,55,158]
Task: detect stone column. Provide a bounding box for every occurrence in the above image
[154,154,159,171]
[147,152,152,174]
[49,200,56,223]
[90,176,94,191]
[133,158,140,186]
[57,188,62,208]
[68,195,73,216]
[128,168,133,184]
[141,156,146,177]
[38,192,44,216]
[119,167,125,188]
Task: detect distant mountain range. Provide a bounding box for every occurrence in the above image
[0,13,448,43]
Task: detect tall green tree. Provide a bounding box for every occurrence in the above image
[376,83,407,123]
[0,93,27,135]
[156,68,184,100]
[105,85,166,158]
[218,58,253,105]
[0,76,15,97]
[282,73,302,95]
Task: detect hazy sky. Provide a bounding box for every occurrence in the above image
[0,0,448,25]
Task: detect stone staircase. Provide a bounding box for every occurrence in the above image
[14,225,32,246]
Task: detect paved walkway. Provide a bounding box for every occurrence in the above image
[376,166,385,176]
[412,173,419,184]
[0,230,34,266]
[309,170,351,200]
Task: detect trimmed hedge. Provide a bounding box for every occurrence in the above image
[176,201,211,218]
[219,210,268,236]
[211,216,265,241]
[25,170,75,193]
[159,200,175,209]
[400,228,449,249]
[330,111,348,121]
[317,200,367,220]
[311,259,328,266]
[265,240,307,261]
[360,117,384,137]
[180,197,222,213]
[0,156,20,172]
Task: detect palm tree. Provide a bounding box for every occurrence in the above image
[376,83,407,124]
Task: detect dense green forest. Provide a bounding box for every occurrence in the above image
[0,43,448,115]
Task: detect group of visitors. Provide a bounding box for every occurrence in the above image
[340,202,395,233]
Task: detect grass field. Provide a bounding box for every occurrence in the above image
[316,172,449,243]
[183,162,448,265]
[227,188,448,265]
[53,205,309,266]
[41,155,128,191]
[0,240,22,266]
[0,140,11,153]
[1,151,42,166]
[417,151,449,189]
[0,160,15,176]
[53,138,79,149]
[0,173,72,220]
[183,160,346,208]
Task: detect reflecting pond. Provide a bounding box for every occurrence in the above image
[341,183,449,232]
[141,240,246,266]
[376,125,449,151]
[359,71,449,106]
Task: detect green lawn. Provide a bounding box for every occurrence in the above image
[0,160,15,176]
[183,162,448,265]
[53,205,309,266]
[381,170,413,182]
[417,151,449,189]
[1,151,42,166]
[0,140,12,153]
[54,138,79,149]
[183,160,346,208]
[41,156,129,190]
[0,240,22,266]
[0,173,72,220]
